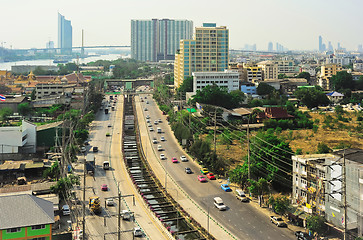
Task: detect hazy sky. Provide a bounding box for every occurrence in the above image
[1,0,363,51]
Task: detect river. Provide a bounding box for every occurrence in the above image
[0,53,130,71]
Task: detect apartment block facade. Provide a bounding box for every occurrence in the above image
[174,23,229,88]
[257,61,278,80]
[192,70,239,93]
[243,63,263,83]
[131,19,193,62]
[318,63,343,90]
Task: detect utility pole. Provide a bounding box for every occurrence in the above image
[343,150,347,240]
[82,155,86,239]
[118,190,121,240]
[213,108,217,153]
[247,116,251,180]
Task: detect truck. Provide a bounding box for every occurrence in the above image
[86,155,96,175]
[89,196,101,214]
[104,108,109,114]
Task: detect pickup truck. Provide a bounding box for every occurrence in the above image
[270,216,287,227]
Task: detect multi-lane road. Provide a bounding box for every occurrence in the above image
[136,94,295,240]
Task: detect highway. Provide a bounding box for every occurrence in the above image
[75,95,170,240]
[136,95,296,240]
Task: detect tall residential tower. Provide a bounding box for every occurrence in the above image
[174,23,229,88]
[131,19,193,62]
[58,13,72,54]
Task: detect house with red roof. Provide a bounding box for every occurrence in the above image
[256,107,294,123]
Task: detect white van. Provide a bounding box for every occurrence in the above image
[213,197,226,211]
[62,205,70,215]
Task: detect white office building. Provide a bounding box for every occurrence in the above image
[192,70,239,93]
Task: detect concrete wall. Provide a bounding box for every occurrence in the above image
[22,120,36,153]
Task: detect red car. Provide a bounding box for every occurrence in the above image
[172,157,178,163]
[101,184,108,191]
[197,175,207,182]
[206,173,216,180]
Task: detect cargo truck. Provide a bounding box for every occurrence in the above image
[86,155,96,175]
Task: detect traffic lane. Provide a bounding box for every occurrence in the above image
[141,99,295,240]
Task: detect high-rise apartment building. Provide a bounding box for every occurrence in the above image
[257,61,278,80]
[58,13,72,54]
[174,23,229,88]
[131,19,193,62]
[268,42,273,52]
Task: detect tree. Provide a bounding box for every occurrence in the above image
[178,76,193,94]
[230,90,246,106]
[229,164,249,189]
[0,107,13,124]
[191,84,244,109]
[317,143,332,154]
[296,72,311,82]
[268,195,290,215]
[294,87,330,109]
[51,174,80,199]
[30,89,36,100]
[17,102,32,116]
[357,76,363,90]
[278,73,288,79]
[43,161,60,180]
[331,71,354,91]
[257,82,275,95]
[0,84,11,94]
[306,215,326,236]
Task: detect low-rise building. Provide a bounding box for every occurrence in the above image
[192,70,239,93]
[325,55,351,66]
[274,59,298,75]
[0,194,54,240]
[35,83,75,100]
[256,107,293,122]
[243,63,263,83]
[280,78,308,95]
[0,96,29,113]
[11,65,59,74]
[0,120,36,154]
[258,60,278,80]
[326,91,344,103]
[240,82,257,95]
[353,61,363,72]
[318,63,343,90]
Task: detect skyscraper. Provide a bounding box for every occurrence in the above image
[319,36,323,52]
[268,42,273,52]
[328,41,334,52]
[131,19,193,62]
[58,13,72,54]
[174,23,229,88]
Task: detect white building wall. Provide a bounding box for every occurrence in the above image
[192,70,239,93]
[22,120,37,153]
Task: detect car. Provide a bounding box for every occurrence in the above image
[157,145,163,151]
[84,140,89,145]
[270,216,287,227]
[154,120,158,125]
[80,146,86,153]
[144,108,148,111]
[144,96,147,99]
[185,167,192,174]
[93,146,99,152]
[158,119,162,123]
[171,157,178,163]
[160,154,166,160]
[106,198,114,206]
[146,101,149,104]
[221,184,232,192]
[235,189,249,202]
[213,197,226,211]
[295,231,312,240]
[152,138,157,144]
[200,168,209,174]
[206,173,216,180]
[197,175,207,182]
[141,99,144,102]
[147,123,152,127]
[146,119,150,123]
[133,227,143,237]
[180,156,188,162]
[108,124,112,127]
[101,184,108,191]
[62,205,70,216]
[146,115,150,119]
[149,127,154,131]
[160,136,165,141]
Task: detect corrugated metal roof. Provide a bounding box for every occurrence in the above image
[0,194,54,229]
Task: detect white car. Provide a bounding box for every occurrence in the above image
[157,145,163,151]
[149,127,154,131]
[146,119,150,123]
[152,138,157,144]
[133,227,143,237]
[160,154,166,160]
[62,205,70,215]
[106,198,114,206]
[146,115,150,119]
[213,197,226,211]
[154,120,158,125]
[158,119,162,123]
[80,146,86,153]
[147,123,152,127]
[180,156,188,162]
[160,136,165,141]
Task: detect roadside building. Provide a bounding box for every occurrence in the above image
[192,70,239,93]
[325,149,363,238]
[0,194,54,239]
[0,120,36,154]
[0,95,29,113]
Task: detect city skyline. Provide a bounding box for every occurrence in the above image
[1,0,363,51]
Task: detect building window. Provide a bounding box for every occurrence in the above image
[31,224,46,230]
[7,228,21,233]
